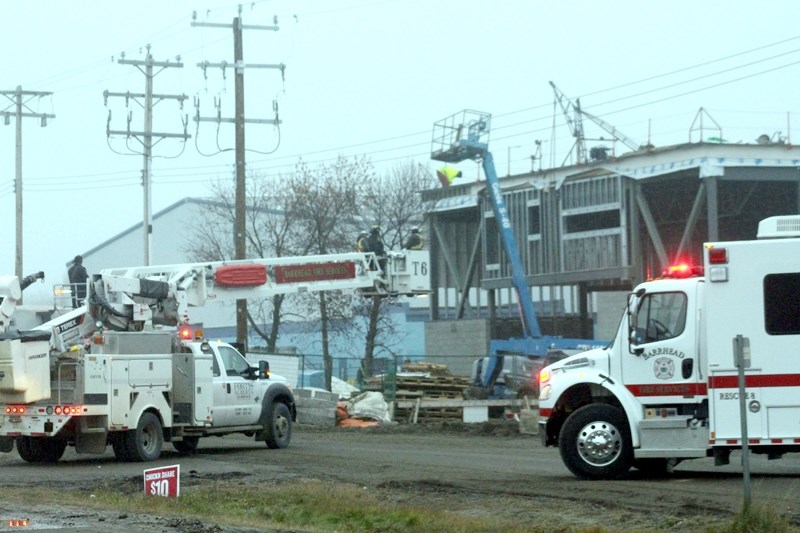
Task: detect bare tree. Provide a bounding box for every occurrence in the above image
[183,172,303,352]
[357,162,436,378]
[288,156,370,389]
[184,158,435,391]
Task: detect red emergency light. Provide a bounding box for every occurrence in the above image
[178,325,203,341]
[4,405,26,415]
[662,263,703,278]
[707,246,728,264]
[179,325,193,340]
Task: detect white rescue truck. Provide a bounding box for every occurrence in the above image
[538,215,800,479]
[0,250,428,463]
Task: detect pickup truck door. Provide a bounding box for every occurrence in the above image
[211,345,261,426]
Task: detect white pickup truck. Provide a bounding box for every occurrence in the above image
[0,327,295,463]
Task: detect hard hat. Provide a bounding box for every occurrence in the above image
[370,224,380,233]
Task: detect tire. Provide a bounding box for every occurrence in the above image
[172,436,199,454]
[559,403,633,480]
[111,432,131,461]
[16,437,37,463]
[264,402,292,449]
[16,437,66,463]
[120,412,163,462]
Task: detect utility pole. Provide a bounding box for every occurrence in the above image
[104,45,189,266]
[193,8,284,348]
[1,86,55,295]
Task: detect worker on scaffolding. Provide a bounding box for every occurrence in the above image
[436,166,462,187]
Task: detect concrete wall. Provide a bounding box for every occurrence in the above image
[424,318,490,377]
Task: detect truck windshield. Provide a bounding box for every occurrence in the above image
[632,291,687,344]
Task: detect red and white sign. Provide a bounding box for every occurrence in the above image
[143,464,180,498]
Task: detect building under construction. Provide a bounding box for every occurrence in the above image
[421,110,800,372]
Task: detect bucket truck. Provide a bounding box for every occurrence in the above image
[0,250,429,463]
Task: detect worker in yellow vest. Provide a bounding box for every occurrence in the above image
[436,166,462,187]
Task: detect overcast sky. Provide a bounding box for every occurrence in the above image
[3,0,800,304]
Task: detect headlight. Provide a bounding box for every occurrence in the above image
[539,384,552,401]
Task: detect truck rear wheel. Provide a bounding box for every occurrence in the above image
[16,437,67,463]
[265,402,292,449]
[559,403,633,480]
[117,412,163,462]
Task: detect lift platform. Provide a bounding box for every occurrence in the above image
[430,109,491,163]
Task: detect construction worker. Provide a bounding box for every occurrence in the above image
[67,255,89,308]
[356,232,369,253]
[367,225,386,272]
[403,228,424,250]
[436,166,462,187]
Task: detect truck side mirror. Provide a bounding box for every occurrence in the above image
[259,360,271,379]
[627,290,645,355]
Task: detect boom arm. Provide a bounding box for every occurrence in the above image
[30,250,428,352]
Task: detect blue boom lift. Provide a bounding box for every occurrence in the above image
[431,110,605,397]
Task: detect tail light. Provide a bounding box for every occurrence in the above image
[52,405,83,416]
[4,405,26,415]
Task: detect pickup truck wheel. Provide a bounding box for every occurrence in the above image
[172,436,199,454]
[16,437,66,463]
[265,402,292,449]
[559,403,633,480]
[124,412,163,462]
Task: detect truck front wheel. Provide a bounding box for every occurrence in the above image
[264,402,292,449]
[559,403,633,480]
[117,412,163,462]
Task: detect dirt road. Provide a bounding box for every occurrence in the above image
[2,422,800,532]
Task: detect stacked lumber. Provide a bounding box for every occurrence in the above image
[393,374,471,423]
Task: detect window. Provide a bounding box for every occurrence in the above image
[633,291,687,344]
[764,273,800,335]
[564,209,620,233]
[217,345,251,377]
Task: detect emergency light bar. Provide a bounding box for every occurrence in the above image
[662,264,703,278]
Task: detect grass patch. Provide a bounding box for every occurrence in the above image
[0,479,792,533]
[704,504,795,533]
[0,480,558,533]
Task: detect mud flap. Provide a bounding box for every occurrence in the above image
[0,436,12,453]
[76,430,108,454]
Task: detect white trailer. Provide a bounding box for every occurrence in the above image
[537,215,800,479]
[0,250,429,462]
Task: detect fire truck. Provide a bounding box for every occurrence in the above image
[538,215,800,479]
[0,250,428,463]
